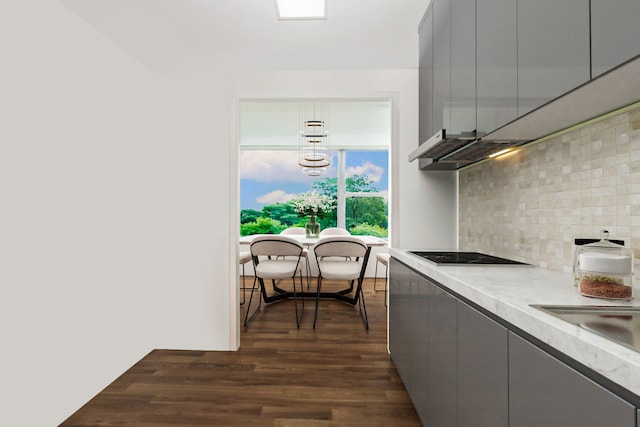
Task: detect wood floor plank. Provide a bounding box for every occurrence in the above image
[60,278,420,426]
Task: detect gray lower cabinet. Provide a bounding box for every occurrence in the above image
[390,258,640,426]
[426,281,457,426]
[509,332,636,427]
[388,258,413,394]
[411,270,430,421]
[457,302,508,427]
[591,0,640,78]
[389,259,509,425]
[517,0,590,116]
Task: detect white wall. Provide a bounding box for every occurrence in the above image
[1,1,456,425]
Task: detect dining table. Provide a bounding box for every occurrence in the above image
[239,233,387,247]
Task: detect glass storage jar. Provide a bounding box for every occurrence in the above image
[575,231,633,300]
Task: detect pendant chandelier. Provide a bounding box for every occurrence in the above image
[299,102,330,176]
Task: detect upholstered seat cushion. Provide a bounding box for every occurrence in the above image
[317,260,362,280]
[239,251,252,265]
[254,259,301,279]
[376,252,390,266]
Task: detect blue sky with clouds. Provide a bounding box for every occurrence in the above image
[241,150,388,211]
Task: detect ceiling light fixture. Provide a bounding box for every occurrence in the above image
[299,102,330,176]
[275,0,327,20]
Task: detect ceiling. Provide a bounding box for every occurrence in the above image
[59,0,429,73]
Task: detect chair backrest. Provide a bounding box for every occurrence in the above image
[319,227,351,236]
[280,227,306,236]
[313,236,368,259]
[250,235,304,258]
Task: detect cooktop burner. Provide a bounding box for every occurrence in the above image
[410,251,530,266]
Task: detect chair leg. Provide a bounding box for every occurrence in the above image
[313,275,322,329]
[358,281,369,330]
[239,263,246,306]
[383,263,388,309]
[292,271,304,328]
[373,260,380,291]
[305,257,311,290]
[243,276,261,327]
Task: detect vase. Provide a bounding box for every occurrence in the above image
[305,215,320,238]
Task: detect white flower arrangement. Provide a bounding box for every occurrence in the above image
[291,191,335,218]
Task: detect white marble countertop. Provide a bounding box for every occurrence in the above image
[389,248,640,399]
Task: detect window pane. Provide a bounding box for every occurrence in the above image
[346,196,388,237]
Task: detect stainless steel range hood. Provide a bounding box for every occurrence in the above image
[410,55,640,171]
[408,129,530,171]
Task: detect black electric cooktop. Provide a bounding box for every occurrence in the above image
[410,251,530,266]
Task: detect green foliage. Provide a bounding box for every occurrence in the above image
[350,223,388,238]
[261,203,299,226]
[240,209,261,224]
[311,175,375,198]
[240,217,287,236]
[311,178,337,197]
[346,196,387,230]
[346,175,376,193]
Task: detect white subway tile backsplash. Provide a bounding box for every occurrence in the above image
[459,105,640,280]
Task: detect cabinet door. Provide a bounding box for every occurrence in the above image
[432,0,451,131]
[476,0,517,134]
[426,282,457,426]
[509,332,635,427]
[388,258,412,390]
[457,302,508,427]
[449,0,476,135]
[517,0,590,116]
[418,5,434,144]
[591,0,640,78]
[410,272,431,423]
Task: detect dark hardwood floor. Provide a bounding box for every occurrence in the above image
[61,278,421,426]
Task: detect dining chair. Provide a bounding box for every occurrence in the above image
[280,227,312,289]
[312,236,371,329]
[319,227,351,236]
[373,252,390,308]
[319,227,353,262]
[244,235,306,328]
[239,251,252,305]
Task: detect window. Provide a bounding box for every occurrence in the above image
[240,149,388,237]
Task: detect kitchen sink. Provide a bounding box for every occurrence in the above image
[532,305,640,353]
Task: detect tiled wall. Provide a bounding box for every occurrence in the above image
[459,105,640,276]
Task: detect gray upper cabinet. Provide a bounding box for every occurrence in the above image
[432,0,451,132]
[509,332,636,427]
[449,0,476,135]
[517,0,590,116]
[418,5,434,144]
[457,302,508,427]
[591,0,640,78]
[476,0,517,134]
